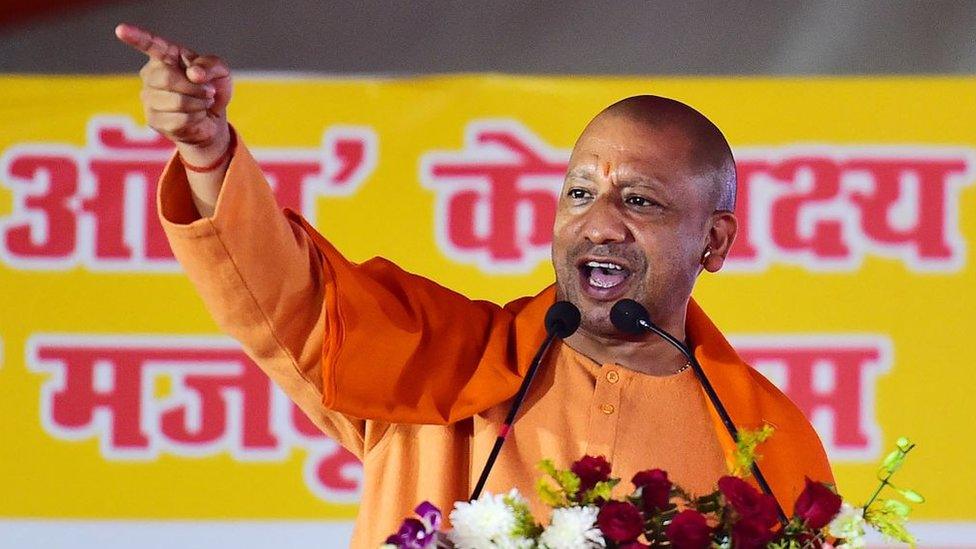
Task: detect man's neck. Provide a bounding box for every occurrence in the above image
[564,307,691,377]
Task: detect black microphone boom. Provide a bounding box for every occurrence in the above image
[609,298,788,524]
[469,301,581,500]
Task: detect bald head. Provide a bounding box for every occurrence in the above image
[582,95,736,212]
[553,95,741,343]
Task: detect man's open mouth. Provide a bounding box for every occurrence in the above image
[577,258,632,299]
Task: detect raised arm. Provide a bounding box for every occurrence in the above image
[116,24,539,443]
[116,24,388,458]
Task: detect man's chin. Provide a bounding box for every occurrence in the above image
[556,280,642,334]
[569,300,615,336]
[577,316,619,339]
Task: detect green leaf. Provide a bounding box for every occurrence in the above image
[537,459,557,478]
[581,478,619,505]
[881,449,905,474]
[895,437,913,451]
[504,493,542,538]
[884,498,911,517]
[536,478,565,508]
[866,501,917,548]
[899,488,925,504]
[535,458,581,505]
[555,470,581,499]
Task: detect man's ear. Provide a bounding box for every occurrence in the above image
[702,211,737,273]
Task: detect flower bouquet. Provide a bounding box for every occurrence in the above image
[383,429,922,548]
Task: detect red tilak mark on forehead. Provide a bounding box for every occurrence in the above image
[601,162,611,178]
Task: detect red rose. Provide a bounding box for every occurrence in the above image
[618,542,650,549]
[731,516,776,549]
[665,509,712,549]
[631,469,672,512]
[597,501,644,542]
[793,477,842,530]
[571,455,612,494]
[717,476,778,527]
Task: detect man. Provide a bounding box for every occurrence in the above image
[116,23,833,547]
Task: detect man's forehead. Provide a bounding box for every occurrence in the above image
[573,116,694,158]
[567,126,696,182]
[565,159,664,185]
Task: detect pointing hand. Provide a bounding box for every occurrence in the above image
[115,23,232,164]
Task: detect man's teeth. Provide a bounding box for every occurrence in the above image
[585,260,627,289]
[585,261,623,270]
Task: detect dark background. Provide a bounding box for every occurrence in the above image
[2,0,975,75]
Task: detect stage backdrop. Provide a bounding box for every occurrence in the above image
[1,75,974,548]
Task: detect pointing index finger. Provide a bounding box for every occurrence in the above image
[115,23,182,65]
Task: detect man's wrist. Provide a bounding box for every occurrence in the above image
[176,123,232,167]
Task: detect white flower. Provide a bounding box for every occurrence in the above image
[449,490,530,549]
[539,506,604,549]
[828,502,867,548]
[495,536,536,549]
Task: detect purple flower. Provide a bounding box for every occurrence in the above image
[415,501,443,532]
[385,518,427,548]
[385,502,442,548]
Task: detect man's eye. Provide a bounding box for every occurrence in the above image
[625,196,657,207]
[567,188,591,200]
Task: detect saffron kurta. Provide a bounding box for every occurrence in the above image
[158,134,834,548]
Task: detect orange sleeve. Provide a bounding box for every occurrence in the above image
[159,131,544,437]
[158,135,382,458]
[289,214,552,425]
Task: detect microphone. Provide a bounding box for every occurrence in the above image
[470,301,581,500]
[545,300,583,339]
[609,299,788,523]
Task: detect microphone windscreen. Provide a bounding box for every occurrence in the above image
[610,299,650,334]
[545,301,581,338]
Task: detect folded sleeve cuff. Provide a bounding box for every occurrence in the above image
[157,127,250,239]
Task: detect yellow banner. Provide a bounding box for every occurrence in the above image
[1,75,974,543]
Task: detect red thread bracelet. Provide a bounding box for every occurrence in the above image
[180,128,237,173]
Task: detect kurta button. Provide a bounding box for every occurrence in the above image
[600,403,615,415]
[606,370,620,383]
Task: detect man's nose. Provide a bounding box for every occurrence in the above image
[582,198,628,244]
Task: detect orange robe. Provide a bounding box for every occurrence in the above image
[159,134,833,547]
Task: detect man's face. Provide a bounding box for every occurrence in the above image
[552,115,714,336]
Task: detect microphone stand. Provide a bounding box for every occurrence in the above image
[469,331,558,500]
[469,301,580,501]
[634,316,789,525]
